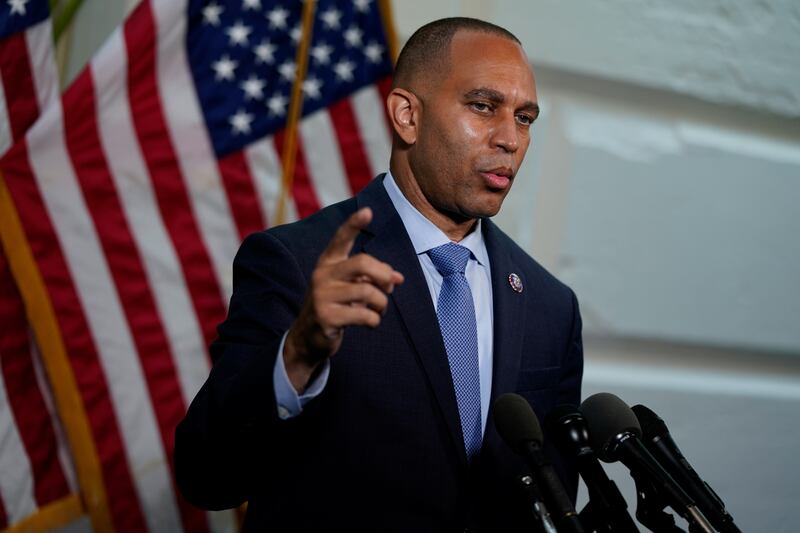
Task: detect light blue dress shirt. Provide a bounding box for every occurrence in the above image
[274,173,494,435]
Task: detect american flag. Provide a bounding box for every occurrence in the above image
[0,0,394,530]
[0,0,80,530]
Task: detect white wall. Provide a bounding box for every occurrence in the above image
[52,0,800,530]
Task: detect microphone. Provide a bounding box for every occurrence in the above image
[494,393,587,533]
[545,405,639,533]
[518,473,559,533]
[632,404,741,533]
[579,393,714,533]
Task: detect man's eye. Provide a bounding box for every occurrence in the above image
[516,114,534,126]
[470,102,492,113]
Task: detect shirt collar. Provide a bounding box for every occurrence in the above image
[382,172,489,267]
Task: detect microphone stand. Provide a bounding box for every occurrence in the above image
[518,474,558,533]
[575,455,640,533]
[632,470,709,533]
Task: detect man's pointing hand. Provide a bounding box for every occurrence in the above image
[283,207,405,392]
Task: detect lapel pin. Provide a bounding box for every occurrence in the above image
[508,273,523,293]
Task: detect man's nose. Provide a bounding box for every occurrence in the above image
[491,112,520,153]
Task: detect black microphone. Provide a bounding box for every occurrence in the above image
[579,393,714,533]
[494,393,587,533]
[517,473,559,533]
[632,404,741,533]
[546,405,639,533]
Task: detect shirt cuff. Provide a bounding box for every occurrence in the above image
[272,331,330,420]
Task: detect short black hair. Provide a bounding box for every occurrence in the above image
[393,17,521,89]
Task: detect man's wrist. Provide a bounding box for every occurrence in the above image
[283,329,324,393]
[274,332,330,419]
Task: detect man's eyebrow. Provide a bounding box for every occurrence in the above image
[464,87,505,103]
[464,87,540,116]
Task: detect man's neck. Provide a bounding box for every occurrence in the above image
[389,167,477,243]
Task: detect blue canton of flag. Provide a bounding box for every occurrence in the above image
[0,0,49,40]
[187,0,393,158]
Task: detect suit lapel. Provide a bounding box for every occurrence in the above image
[355,177,468,466]
[483,220,527,451]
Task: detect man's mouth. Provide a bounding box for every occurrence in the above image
[480,167,513,190]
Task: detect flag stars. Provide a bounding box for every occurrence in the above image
[254,40,276,64]
[278,60,297,81]
[334,60,356,82]
[242,0,261,11]
[267,93,288,116]
[266,7,289,29]
[319,8,342,30]
[290,24,302,44]
[8,0,29,15]
[344,26,363,47]
[230,109,254,135]
[353,0,372,13]
[302,77,324,100]
[310,43,334,65]
[240,75,266,100]
[212,55,238,81]
[364,41,384,63]
[202,2,223,26]
[226,21,252,46]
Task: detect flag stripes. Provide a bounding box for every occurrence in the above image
[301,109,354,207]
[0,361,37,525]
[328,96,374,194]
[275,131,322,219]
[91,27,211,417]
[244,136,300,226]
[125,1,229,351]
[1,0,394,529]
[218,150,268,240]
[0,280,71,509]
[65,68,210,533]
[0,32,38,142]
[0,10,79,530]
[351,83,393,182]
[150,0,240,301]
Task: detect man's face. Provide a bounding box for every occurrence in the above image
[408,31,538,222]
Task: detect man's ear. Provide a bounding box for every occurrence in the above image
[386,88,419,145]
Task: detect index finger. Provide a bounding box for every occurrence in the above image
[319,207,372,264]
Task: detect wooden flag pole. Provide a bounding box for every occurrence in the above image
[0,176,114,533]
[4,495,83,533]
[274,0,317,227]
[378,0,400,64]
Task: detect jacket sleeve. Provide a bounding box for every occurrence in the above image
[174,230,309,510]
[559,289,584,409]
[552,288,584,501]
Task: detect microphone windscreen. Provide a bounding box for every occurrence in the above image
[580,393,641,461]
[631,404,669,441]
[493,393,543,453]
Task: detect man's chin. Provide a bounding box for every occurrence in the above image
[466,194,507,219]
[461,204,502,221]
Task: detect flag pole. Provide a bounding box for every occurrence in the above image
[0,176,114,532]
[378,0,400,64]
[274,0,317,226]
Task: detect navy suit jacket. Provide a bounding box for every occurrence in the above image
[175,176,583,532]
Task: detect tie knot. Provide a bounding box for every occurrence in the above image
[427,243,471,277]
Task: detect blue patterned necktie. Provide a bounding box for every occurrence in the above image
[427,243,482,461]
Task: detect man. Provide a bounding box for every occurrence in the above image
[176,17,583,532]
